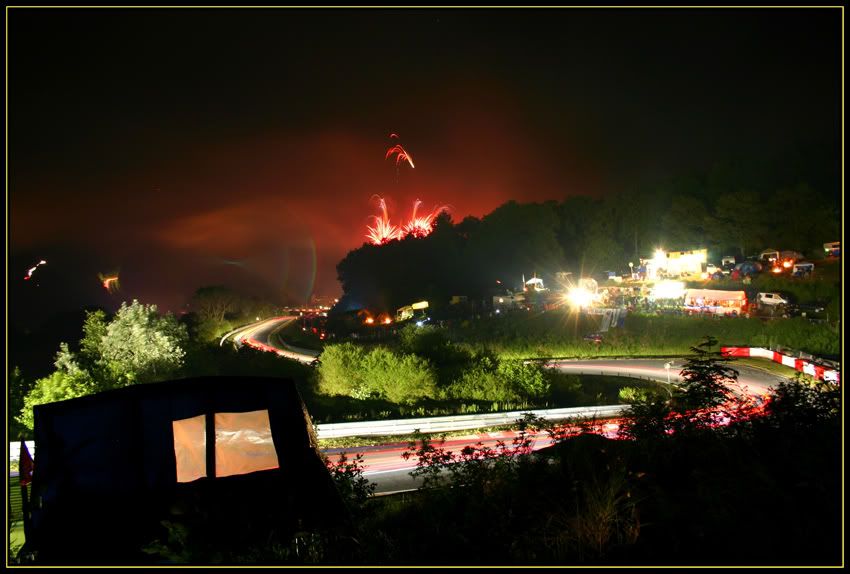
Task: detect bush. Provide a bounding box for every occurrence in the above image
[317,343,367,397]
[361,347,438,404]
[618,386,650,404]
[18,370,95,430]
[318,344,437,405]
[497,359,549,398]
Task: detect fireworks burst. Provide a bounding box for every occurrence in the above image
[403,199,450,238]
[366,196,404,245]
[24,259,47,281]
[98,273,121,293]
[366,197,450,245]
[385,144,415,169]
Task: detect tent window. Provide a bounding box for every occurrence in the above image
[173,414,206,483]
[214,410,279,478]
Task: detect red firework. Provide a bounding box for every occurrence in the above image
[366,196,404,245]
[403,199,449,238]
[366,197,450,245]
[385,144,415,169]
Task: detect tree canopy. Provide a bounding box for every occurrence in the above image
[336,165,839,312]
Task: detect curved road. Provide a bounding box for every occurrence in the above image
[547,358,777,401]
[224,318,787,494]
[222,316,319,364]
[352,360,780,493]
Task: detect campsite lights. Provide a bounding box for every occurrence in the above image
[652,280,686,300]
[567,287,593,308]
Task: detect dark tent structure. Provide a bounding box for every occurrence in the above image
[27,376,349,564]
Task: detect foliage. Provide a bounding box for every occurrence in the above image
[763,374,841,430]
[187,286,281,341]
[100,300,189,385]
[617,336,740,440]
[447,311,839,359]
[357,374,840,565]
[190,285,241,325]
[402,413,542,490]
[18,369,94,430]
[316,343,367,397]
[79,309,108,367]
[676,336,737,412]
[324,452,377,516]
[335,166,839,315]
[18,300,191,427]
[317,343,437,404]
[9,366,33,438]
[618,386,651,404]
[362,347,438,404]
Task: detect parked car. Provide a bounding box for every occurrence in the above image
[583,332,603,344]
[787,302,826,318]
[757,292,791,307]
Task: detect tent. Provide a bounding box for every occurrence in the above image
[683,289,748,315]
[28,376,347,564]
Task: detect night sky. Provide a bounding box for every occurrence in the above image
[8,8,841,324]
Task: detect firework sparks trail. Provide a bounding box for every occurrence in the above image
[98,273,121,293]
[24,260,47,281]
[366,196,404,245]
[385,144,415,169]
[366,197,450,244]
[403,199,450,238]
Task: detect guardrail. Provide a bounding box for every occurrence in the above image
[9,405,629,463]
[721,346,840,384]
[315,404,629,439]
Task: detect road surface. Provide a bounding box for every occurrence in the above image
[222,316,319,364]
[223,318,788,494]
[337,359,784,494]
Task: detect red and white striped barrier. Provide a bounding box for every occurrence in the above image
[721,347,840,384]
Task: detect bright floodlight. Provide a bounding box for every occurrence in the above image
[652,280,685,299]
[567,287,593,308]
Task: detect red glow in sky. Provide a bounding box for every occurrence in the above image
[11,95,583,310]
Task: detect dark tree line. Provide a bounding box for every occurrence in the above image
[336,163,840,312]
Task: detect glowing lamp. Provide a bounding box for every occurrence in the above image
[567,287,593,308]
[652,280,686,299]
